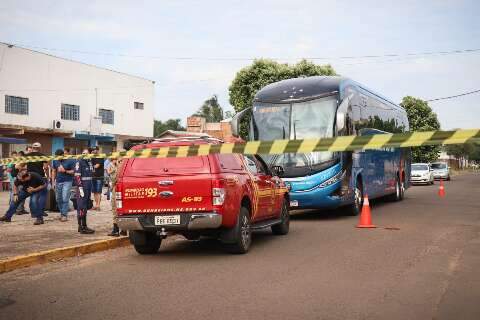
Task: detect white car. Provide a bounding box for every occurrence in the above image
[411,163,435,185]
[431,162,451,181]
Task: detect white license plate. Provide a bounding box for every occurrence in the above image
[155,215,181,225]
[290,200,299,207]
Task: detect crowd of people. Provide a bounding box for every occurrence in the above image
[0,142,122,236]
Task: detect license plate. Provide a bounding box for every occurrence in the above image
[290,200,299,207]
[155,215,180,225]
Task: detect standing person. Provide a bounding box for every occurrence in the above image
[6,151,18,205]
[74,148,95,234]
[27,142,48,217]
[107,158,121,236]
[103,157,111,200]
[51,148,75,222]
[0,170,47,225]
[90,146,104,211]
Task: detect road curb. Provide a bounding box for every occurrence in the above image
[0,237,131,274]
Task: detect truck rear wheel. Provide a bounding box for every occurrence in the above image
[271,199,289,235]
[224,207,251,254]
[131,231,162,255]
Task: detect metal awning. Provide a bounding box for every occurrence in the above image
[0,137,28,144]
[74,132,115,141]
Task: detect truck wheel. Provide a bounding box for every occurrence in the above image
[346,180,363,216]
[271,199,289,235]
[131,231,162,255]
[225,207,251,254]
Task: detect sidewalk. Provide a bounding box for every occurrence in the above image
[0,190,118,260]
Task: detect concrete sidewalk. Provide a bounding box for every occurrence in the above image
[0,190,118,260]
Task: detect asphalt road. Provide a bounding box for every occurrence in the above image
[1,173,479,320]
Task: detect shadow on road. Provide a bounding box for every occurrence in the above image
[290,208,352,221]
[146,230,279,257]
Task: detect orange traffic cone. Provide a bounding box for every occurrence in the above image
[356,195,376,228]
[438,179,446,197]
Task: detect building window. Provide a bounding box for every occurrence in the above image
[61,104,80,121]
[99,108,114,125]
[5,95,29,115]
[134,102,144,110]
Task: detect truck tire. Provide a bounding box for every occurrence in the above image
[271,199,290,235]
[224,207,251,254]
[131,231,162,255]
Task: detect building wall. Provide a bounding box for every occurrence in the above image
[186,116,233,141]
[0,43,154,138]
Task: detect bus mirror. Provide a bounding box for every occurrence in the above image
[336,94,352,133]
[336,112,346,132]
[230,107,251,137]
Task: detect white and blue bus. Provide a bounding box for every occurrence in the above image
[231,76,411,215]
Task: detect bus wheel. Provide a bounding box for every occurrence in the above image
[347,180,363,216]
[388,175,404,201]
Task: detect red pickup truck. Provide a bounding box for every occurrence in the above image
[116,137,290,254]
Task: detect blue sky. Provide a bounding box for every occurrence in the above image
[0,0,479,129]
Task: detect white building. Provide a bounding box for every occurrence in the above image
[0,42,154,156]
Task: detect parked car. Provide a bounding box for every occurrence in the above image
[431,162,451,181]
[411,163,435,185]
[116,137,290,255]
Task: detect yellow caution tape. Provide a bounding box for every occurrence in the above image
[1,129,479,165]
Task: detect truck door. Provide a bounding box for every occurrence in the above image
[243,155,275,221]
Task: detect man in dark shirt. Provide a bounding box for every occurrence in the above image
[0,170,47,224]
[52,148,76,221]
[90,146,104,210]
[26,142,49,217]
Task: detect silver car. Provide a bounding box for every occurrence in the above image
[411,163,435,185]
[431,162,451,181]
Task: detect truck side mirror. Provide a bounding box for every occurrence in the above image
[230,107,251,137]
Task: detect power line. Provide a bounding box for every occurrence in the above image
[426,89,480,102]
[8,42,480,62]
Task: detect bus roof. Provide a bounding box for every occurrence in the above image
[253,76,401,109]
[254,76,345,103]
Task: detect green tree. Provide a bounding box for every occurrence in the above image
[400,96,441,163]
[445,143,480,162]
[229,59,335,113]
[153,119,185,137]
[228,59,335,138]
[193,95,224,122]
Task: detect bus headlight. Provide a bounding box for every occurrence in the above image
[319,170,345,188]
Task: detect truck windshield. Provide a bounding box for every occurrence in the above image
[252,96,338,177]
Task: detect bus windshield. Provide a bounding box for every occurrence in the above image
[252,96,338,177]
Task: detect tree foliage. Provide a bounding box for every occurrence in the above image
[400,96,441,163]
[153,119,185,137]
[193,95,224,122]
[228,59,336,113]
[445,143,480,162]
[228,59,335,138]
